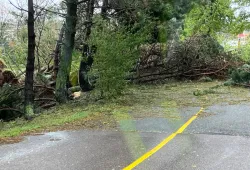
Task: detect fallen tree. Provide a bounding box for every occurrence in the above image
[132,35,243,83]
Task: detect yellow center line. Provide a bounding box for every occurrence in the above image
[123,107,204,170]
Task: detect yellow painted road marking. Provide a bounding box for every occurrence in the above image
[123,107,204,170]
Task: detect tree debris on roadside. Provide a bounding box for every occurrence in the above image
[132,35,243,83]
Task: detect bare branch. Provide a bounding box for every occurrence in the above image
[8,0,28,13]
[33,5,66,17]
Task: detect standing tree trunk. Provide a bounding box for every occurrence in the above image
[56,0,77,103]
[78,0,95,92]
[84,0,94,42]
[24,0,36,118]
[53,23,65,80]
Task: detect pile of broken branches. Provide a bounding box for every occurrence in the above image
[0,84,56,121]
[132,35,243,83]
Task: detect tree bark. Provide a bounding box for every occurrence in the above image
[78,0,95,92]
[56,0,77,103]
[53,23,65,80]
[84,0,94,42]
[24,0,36,118]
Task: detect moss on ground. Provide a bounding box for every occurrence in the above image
[1,81,250,144]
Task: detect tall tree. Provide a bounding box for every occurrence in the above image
[56,0,77,103]
[53,23,65,80]
[24,0,36,118]
[78,0,95,92]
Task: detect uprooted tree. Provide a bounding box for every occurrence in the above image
[132,35,243,83]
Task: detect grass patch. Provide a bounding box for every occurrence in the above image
[1,81,250,142]
[0,105,89,138]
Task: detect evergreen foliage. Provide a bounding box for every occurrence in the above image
[89,18,151,98]
[230,64,250,84]
[182,0,247,38]
[0,85,23,121]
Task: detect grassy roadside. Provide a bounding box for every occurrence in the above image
[1,81,250,144]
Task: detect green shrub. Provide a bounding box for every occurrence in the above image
[230,65,250,84]
[89,17,150,98]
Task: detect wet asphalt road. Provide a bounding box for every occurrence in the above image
[1,104,250,170]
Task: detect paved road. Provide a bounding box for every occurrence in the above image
[1,104,250,170]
